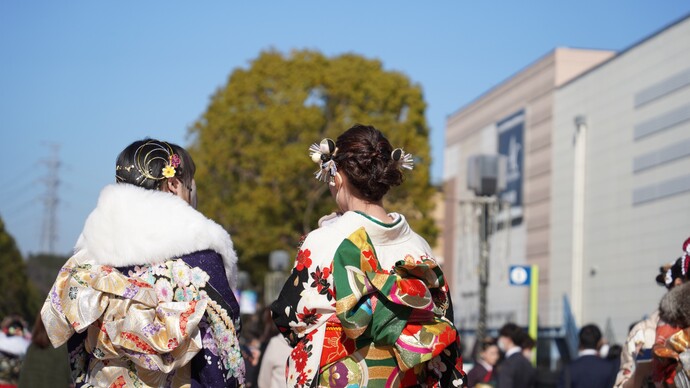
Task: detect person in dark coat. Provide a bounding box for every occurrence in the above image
[17,314,71,388]
[496,323,536,388]
[558,323,617,388]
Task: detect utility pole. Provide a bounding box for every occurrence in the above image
[477,198,491,345]
[467,154,506,350]
[40,143,60,254]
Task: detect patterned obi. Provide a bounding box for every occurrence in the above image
[316,227,465,387]
[41,256,244,387]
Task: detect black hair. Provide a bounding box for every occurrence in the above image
[479,337,498,352]
[579,324,602,350]
[521,334,536,350]
[498,322,526,345]
[115,139,195,190]
[606,344,622,360]
[333,124,404,202]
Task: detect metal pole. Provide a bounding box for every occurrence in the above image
[477,201,490,346]
[529,264,539,365]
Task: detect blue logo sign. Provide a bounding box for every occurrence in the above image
[509,265,531,286]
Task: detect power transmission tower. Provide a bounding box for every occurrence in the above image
[40,143,60,253]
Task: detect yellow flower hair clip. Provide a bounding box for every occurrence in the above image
[162,154,181,178]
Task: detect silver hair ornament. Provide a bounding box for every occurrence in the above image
[391,148,414,170]
[309,138,338,185]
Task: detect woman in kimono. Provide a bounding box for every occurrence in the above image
[651,237,690,387]
[41,139,245,387]
[271,124,467,388]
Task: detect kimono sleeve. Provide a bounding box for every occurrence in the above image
[270,233,336,347]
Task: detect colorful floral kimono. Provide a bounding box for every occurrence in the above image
[614,310,658,387]
[271,211,466,388]
[41,184,245,387]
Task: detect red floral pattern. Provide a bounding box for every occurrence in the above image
[297,306,321,325]
[127,278,153,288]
[121,331,156,354]
[295,249,312,272]
[432,325,458,356]
[179,299,198,336]
[109,375,127,388]
[289,336,315,388]
[310,265,335,300]
[399,278,428,298]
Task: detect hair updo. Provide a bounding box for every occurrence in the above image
[333,124,403,202]
[115,139,195,191]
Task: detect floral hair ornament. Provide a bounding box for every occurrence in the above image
[391,148,414,170]
[134,141,179,181]
[162,153,181,178]
[658,258,683,289]
[309,138,338,185]
[656,236,690,289]
[682,236,690,276]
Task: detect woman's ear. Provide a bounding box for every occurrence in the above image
[164,177,183,194]
[334,172,344,190]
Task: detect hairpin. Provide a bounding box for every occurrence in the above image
[391,148,414,170]
[134,141,179,181]
[309,138,338,185]
[116,164,135,183]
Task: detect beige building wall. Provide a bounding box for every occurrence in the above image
[444,48,613,332]
[431,189,446,266]
[550,16,690,343]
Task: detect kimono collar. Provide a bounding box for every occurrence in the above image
[73,183,238,288]
[340,210,411,246]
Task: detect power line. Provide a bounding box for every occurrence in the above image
[0,163,39,196]
[1,195,41,218]
[39,142,60,254]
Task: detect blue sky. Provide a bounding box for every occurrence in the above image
[1,1,689,256]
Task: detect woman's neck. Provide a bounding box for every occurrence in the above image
[337,179,392,222]
[346,200,392,223]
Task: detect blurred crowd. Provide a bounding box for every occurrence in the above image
[0,314,70,388]
[459,236,690,388]
[464,322,621,388]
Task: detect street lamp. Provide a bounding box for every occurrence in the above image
[466,154,507,349]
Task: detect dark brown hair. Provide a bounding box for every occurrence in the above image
[333,124,403,202]
[31,315,51,348]
[479,337,498,352]
[498,322,525,344]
